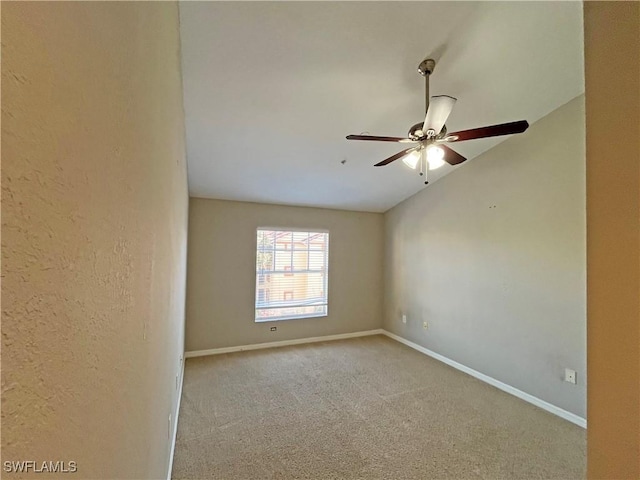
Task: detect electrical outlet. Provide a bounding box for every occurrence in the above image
[423,321,428,330]
[270,326,277,332]
[402,314,407,324]
[564,368,577,384]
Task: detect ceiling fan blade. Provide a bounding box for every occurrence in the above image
[448,120,529,142]
[374,147,418,167]
[441,145,466,165]
[346,134,415,143]
[423,95,457,136]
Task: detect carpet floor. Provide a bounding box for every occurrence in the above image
[172,335,585,479]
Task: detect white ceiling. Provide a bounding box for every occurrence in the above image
[179,1,584,213]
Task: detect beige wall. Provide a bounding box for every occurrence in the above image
[384,96,587,417]
[1,3,188,479]
[186,199,383,351]
[584,3,640,478]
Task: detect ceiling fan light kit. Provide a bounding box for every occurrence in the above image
[401,145,445,171]
[346,57,530,181]
[402,150,421,170]
[426,145,446,169]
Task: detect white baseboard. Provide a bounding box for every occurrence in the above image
[382,330,587,429]
[167,359,185,480]
[185,329,385,358]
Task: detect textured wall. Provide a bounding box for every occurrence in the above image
[383,96,587,418]
[186,199,383,351]
[584,3,640,478]
[1,3,188,478]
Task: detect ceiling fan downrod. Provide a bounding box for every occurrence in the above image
[417,58,436,120]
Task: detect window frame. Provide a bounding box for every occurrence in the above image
[254,227,329,323]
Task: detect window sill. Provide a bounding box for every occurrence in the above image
[255,312,328,323]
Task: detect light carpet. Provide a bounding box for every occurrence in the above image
[172,335,585,479]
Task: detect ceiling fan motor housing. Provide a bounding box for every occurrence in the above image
[409,122,447,141]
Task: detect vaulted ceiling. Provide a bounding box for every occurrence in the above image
[180,2,584,212]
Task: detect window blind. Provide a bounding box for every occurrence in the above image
[255,229,329,322]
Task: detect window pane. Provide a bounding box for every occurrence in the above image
[292,231,309,244]
[258,230,275,248]
[256,250,273,271]
[308,251,325,270]
[275,231,292,250]
[308,232,327,250]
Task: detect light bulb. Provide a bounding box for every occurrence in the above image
[427,145,445,169]
[401,150,421,169]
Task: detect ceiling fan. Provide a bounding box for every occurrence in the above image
[346,58,529,184]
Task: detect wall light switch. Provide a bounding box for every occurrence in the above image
[423,321,428,330]
[402,314,407,324]
[564,368,577,384]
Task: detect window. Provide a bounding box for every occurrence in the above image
[255,228,329,322]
